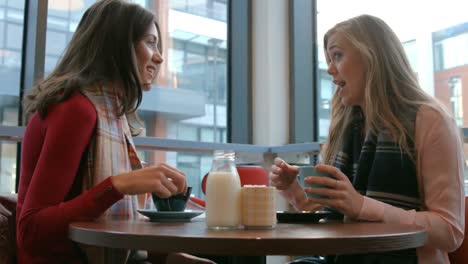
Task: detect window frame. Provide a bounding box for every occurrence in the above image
[13,0,250,191]
[289,0,319,143]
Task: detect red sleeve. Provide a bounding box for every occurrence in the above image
[17,93,123,254]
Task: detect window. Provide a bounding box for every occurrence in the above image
[316,0,468,188]
[45,0,89,75]
[0,0,24,193]
[146,1,228,198]
[171,0,227,22]
[316,0,468,131]
[317,71,334,141]
[403,40,418,73]
[433,25,468,71]
[44,0,229,198]
[449,77,464,126]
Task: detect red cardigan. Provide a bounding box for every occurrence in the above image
[16,93,123,264]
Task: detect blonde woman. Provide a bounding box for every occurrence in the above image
[271,14,464,263]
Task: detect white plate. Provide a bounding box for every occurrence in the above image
[137,209,204,222]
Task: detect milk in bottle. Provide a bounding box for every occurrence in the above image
[205,150,241,229]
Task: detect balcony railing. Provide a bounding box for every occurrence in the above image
[0,125,321,164]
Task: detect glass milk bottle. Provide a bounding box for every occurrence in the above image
[205,150,242,229]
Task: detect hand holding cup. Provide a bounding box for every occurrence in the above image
[152,187,192,211]
[298,166,336,199]
[304,164,364,219]
[111,163,187,198]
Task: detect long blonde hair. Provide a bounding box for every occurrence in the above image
[322,14,448,164]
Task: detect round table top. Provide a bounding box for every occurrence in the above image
[69,217,427,256]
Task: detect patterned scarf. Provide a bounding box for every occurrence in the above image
[333,106,421,263]
[81,85,143,220]
[334,107,421,210]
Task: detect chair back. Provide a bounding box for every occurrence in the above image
[0,193,17,264]
[201,165,269,194]
[448,196,468,263]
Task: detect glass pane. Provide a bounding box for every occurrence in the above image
[7,0,24,9]
[0,140,17,193]
[44,0,229,199]
[142,0,228,199]
[0,1,23,193]
[316,0,468,180]
[45,0,91,76]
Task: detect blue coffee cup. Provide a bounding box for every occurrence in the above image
[297,166,335,199]
[152,187,192,211]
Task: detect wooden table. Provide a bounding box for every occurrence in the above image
[69,218,427,263]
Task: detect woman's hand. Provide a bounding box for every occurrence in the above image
[304,164,364,219]
[111,163,187,198]
[270,158,322,211]
[269,157,299,190]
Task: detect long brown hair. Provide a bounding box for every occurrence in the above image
[24,0,161,133]
[322,14,449,164]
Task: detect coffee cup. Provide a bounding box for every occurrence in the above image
[152,187,192,211]
[297,166,335,199]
